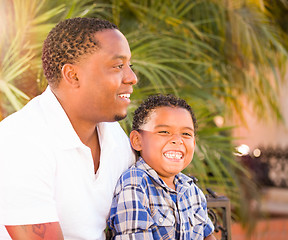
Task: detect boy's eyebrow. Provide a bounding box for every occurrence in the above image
[154,124,170,128]
[154,125,194,131]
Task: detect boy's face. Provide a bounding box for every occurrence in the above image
[130,106,196,187]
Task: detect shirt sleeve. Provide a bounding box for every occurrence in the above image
[204,217,215,237]
[0,137,58,225]
[199,190,215,237]
[108,181,155,240]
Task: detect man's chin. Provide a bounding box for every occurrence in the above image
[114,114,127,122]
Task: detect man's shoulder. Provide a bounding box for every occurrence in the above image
[0,97,43,136]
[0,96,50,151]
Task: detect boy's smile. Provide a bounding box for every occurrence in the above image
[130,106,196,189]
[163,150,183,160]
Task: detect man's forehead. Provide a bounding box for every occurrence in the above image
[92,30,131,58]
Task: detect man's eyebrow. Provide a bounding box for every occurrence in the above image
[112,54,129,60]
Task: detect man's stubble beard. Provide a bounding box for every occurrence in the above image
[114,114,127,122]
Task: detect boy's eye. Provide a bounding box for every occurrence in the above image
[158,131,169,135]
[182,132,193,137]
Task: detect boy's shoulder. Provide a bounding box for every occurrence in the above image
[176,173,206,196]
[118,163,151,188]
[176,172,198,187]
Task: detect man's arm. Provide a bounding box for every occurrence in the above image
[5,222,64,240]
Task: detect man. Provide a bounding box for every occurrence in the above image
[0,17,137,239]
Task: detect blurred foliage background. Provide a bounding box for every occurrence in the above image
[1,0,288,229]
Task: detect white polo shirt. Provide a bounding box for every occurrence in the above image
[0,86,135,239]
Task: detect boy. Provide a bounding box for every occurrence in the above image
[108,94,216,239]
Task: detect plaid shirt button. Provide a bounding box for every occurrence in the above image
[159,217,164,223]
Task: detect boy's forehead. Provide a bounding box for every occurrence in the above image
[142,106,194,127]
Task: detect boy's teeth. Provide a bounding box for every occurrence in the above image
[164,151,183,159]
[119,94,130,99]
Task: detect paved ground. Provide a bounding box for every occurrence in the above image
[214,187,288,240]
[229,218,288,240]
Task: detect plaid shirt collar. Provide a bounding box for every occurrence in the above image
[135,157,194,194]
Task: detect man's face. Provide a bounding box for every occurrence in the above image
[74,29,137,123]
[133,107,196,186]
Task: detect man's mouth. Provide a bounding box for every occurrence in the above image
[163,151,183,160]
[118,93,131,100]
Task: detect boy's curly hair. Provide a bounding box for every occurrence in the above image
[132,94,197,134]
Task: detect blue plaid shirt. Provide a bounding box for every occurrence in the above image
[108,158,214,240]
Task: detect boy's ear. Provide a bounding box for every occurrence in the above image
[130,130,142,151]
[61,63,80,88]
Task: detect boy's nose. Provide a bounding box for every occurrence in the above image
[170,135,183,145]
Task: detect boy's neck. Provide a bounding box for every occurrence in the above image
[161,177,176,190]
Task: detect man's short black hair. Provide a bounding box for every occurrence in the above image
[132,94,197,134]
[42,17,118,88]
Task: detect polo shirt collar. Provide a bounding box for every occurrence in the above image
[39,86,84,149]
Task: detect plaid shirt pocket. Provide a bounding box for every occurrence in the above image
[149,208,175,239]
[151,208,175,227]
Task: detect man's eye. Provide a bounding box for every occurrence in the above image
[115,64,124,69]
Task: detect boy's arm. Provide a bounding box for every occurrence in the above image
[5,222,64,240]
[108,182,155,239]
[198,189,216,239]
[204,233,217,240]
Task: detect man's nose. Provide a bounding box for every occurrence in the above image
[123,67,138,85]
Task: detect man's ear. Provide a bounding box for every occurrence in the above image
[130,130,142,151]
[61,64,80,88]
